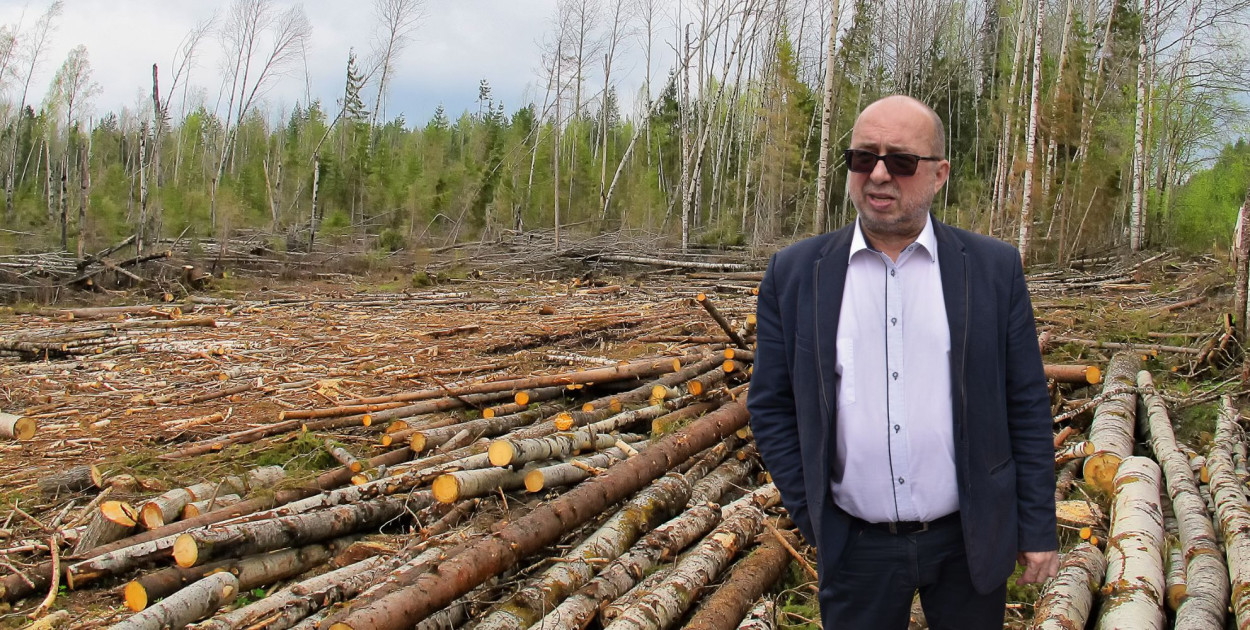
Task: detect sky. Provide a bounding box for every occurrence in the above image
[0,0,653,128]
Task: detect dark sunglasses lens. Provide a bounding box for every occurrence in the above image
[847,150,878,173]
[883,154,920,176]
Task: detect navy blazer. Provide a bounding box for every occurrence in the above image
[747,217,1057,595]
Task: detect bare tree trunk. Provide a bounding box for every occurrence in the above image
[1235,192,1250,338]
[1130,0,1150,251]
[138,124,149,255]
[77,137,90,260]
[993,0,1031,235]
[308,155,321,250]
[554,39,563,251]
[814,0,842,234]
[1016,0,1045,265]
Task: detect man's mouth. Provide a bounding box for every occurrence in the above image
[865,191,895,208]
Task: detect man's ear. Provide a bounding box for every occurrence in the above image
[933,160,951,195]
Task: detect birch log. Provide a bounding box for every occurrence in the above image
[0,412,36,440]
[683,528,797,630]
[171,496,409,568]
[736,599,775,630]
[111,571,239,630]
[602,484,781,630]
[1095,456,1165,630]
[1209,395,1250,627]
[73,500,139,556]
[1139,371,1227,628]
[1083,353,1141,493]
[38,465,104,496]
[1032,543,1106,630]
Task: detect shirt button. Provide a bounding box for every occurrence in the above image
[892,371,899,380]
[894,424,900,433]
[898,477,905,485]
[891,317,897,326]
[890,269,896,277]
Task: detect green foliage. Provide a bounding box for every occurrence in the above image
[1169,139,1250,252]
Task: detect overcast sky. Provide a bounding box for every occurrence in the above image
[0,0,661,127]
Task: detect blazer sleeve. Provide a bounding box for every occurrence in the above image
[748,254,815,544]
[1004,254,1059,552]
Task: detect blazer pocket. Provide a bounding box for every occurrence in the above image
[989,457,1014,477]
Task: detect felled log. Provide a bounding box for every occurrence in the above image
[736,599,775,630]
[1209,395,1250,627]
[326,398,751,630]
[602,568,674,623]
[1054,441,1094,465]
[1044,364,1103,385]
[1165,534,1187,611]
[1139,371,1227,628]
[1082,353,1142,493]
[60,489,317,591]
[25,610,71,630]
[171,495,411,568]
[602,484,781,630]
[410,403,565,453]
[124,539,343,611]
[688,447,757,506]
[1055,460,1081,502]
[352,356,692,406]
[73,500,139,556]
[0,412,36,440]
[193,554,395,630]
[182,494,242,520]
[138,466,286,529]
[695,293,749,349]
[1031,543,1106,629]
[1048,335,1201,356]
[683,528,797,630]
[474,446,728,630]
[1096,456,1165,630]
[38,464,103,496]
[488,429,645,468]
[112,571,239,630]
[524,442,647,492]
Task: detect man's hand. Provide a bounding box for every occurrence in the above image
[1016,551,1060,585]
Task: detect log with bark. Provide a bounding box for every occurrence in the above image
[601,484,781,630]
[123,538,345,611]
[1095,456,1165,630]
[38,464,104,496]
[682,527,798,630]
[0,411,36,440]
[1208,395,1250,627]
[138,466,286,529]
[1139,371,1227,628]
[325,397,751,630]
[73,500,139,556]
[1044,364,1103,385]
[112,571,240,630]
[1031,543,1106,629]
[1082,352,1142,493]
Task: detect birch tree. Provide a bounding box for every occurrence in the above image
[367,0,425,135]
[5,0,62,221]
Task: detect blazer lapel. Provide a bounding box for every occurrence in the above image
[934,219,969,445]
[813,226,853,480]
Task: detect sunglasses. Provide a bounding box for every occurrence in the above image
[844,149,944,176]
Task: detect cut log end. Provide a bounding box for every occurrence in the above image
[104,500,139,527]
[0,413,36,441]
[1166,584,1187,610]
[651,385,668,401]
[123,579,148,612]
[722,360,735,373]
[172,533,200,568]
[581,403,595,413]
[432,475,461,504]
[488,441,517,467]
[381,435,394,448]
[139,502,167,529]
[689,381,705,396]
[1082,452,1122,494]
[410,434,428,453]
[1086,366,1103,384]
[524,470,545,493]
[484,408,497,419]
[554,413,574,432]
[515,391,531,406]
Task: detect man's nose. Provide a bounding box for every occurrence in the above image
[870,158,892,183]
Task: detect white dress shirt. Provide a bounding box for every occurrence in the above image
[830,215,959,523]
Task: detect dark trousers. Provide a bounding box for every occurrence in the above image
[818,514,1007,629]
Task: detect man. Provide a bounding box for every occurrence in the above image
[748,95,1058,629]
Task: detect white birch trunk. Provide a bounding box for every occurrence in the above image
[1095,456,1165,630]
[1032,543,1106,629]
[1016,0,1045,263]
[1082,352,1141,493]
[1208,396,1250,626]
[1139,371,1228,628]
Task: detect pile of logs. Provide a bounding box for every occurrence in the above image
[1038,350,1244,629]
[0,309,218,360]
[2,349,805,630]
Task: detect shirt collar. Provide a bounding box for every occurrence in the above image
[850,214,939,263]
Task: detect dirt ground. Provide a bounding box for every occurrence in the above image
[0,252,1239,629]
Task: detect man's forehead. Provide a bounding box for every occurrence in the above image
[851,104,934,149]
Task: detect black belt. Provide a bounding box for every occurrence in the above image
[852,511,960,535]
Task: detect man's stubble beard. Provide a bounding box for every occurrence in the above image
[854,196,932,239]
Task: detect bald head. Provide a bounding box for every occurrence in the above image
[855,95,946,157]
